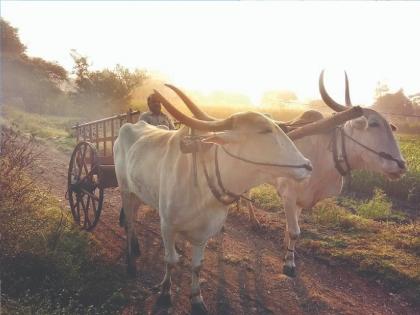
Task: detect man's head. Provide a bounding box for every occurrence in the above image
[147,94,162,114]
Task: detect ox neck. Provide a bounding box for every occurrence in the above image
[217,145,268,194]
[199,144,267,205]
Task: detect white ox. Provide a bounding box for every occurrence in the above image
[113,88,313,314]
[249,71,407,276]
[172,72,407,278]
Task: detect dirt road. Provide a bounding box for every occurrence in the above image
[31,141,418,315]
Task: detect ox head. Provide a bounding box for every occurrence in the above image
[320,71,406,180]
[153,87,313,182]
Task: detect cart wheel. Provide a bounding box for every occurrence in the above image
[67,141,104,230]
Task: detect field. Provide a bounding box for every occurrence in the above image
[1,106,419,314]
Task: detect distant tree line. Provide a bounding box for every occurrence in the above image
[1,19,147,118]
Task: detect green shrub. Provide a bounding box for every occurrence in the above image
[350,135,420,203]
[310,201,367,231]
[357,188,392,220]
[249,184,282,212]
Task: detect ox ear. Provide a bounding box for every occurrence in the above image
[350,117,368,130]
[390,123,397,132]
[201,132,240,145]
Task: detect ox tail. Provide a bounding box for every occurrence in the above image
[119,207,125,227]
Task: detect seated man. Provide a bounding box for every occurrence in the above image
[139,94,175,130]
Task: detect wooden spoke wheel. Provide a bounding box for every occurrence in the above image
[67,141,104,230]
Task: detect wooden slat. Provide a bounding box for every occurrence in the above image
[95,123,99,150]
[72,109,142,156]
[76,123,80,143]
[111,118,115,155]
[87,136,115,143]
[97,155,114,165]
[103,121,107,156]
[71,110,141,129]
[89,125,93,142]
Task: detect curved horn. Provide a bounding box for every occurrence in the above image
[164,84,216,121]
[153,90,233,132]
[319,70,348,112]
[344,71,352,106]
[274,120,289,133]
[287,106,363,140]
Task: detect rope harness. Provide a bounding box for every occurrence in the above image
[181,134,311,206]
[331,126,405,177]
[183,123,404,207]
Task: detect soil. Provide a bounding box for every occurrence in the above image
[30,140,419,315]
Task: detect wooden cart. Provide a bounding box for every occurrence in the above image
[67,109,141,230]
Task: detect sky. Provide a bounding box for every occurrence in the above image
[1,1,419,106]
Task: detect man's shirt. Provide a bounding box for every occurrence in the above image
[138,111,175,130]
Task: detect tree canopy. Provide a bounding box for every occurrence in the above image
[1,19,147,117]
[1,19,69,114]
[70,52,148,117]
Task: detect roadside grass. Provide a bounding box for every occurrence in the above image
[302,198,420,305]
[0,181,133,314]
[0,186,134,314]
[2,106,79,153]
[244,184,420,305]
[0,127,138,314]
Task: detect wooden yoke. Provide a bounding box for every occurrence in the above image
[287,106,363,141]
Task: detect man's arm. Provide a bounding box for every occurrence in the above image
[162,113,175,130]
[139,112,151,124]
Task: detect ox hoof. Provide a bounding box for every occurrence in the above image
[156,293,172,308]
[250,219,261,230]
[131,238,141,257]
[127,261,137,277]
[191,301,208,315]
[283,265,296,278]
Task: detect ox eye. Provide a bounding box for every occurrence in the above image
[369,121,380,128]
[259,129,272,134]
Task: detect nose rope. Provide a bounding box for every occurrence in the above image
[332,126,405,177]
[342,130,405,169]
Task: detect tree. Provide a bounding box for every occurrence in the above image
[373,89,413,115]
[374,81,390,100]
[0,19,26,58]
[1,19,69,114]
[70,53,148,117]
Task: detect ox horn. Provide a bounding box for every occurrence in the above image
[273,121,289,133]
[164,84,217,121]
[153,89,233,132]
[287,106,363,140]
[319,70,348,112]
[344,71,352,107]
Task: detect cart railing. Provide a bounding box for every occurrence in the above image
[71,109,141,157]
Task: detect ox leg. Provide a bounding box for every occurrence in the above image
[190,244,208,315]
[283,196,301,277]
[121,193,141,277]
[155,225,179,309]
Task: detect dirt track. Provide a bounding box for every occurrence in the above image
[31,141,418,315]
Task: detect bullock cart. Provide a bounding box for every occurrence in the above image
[67,109,141,230]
